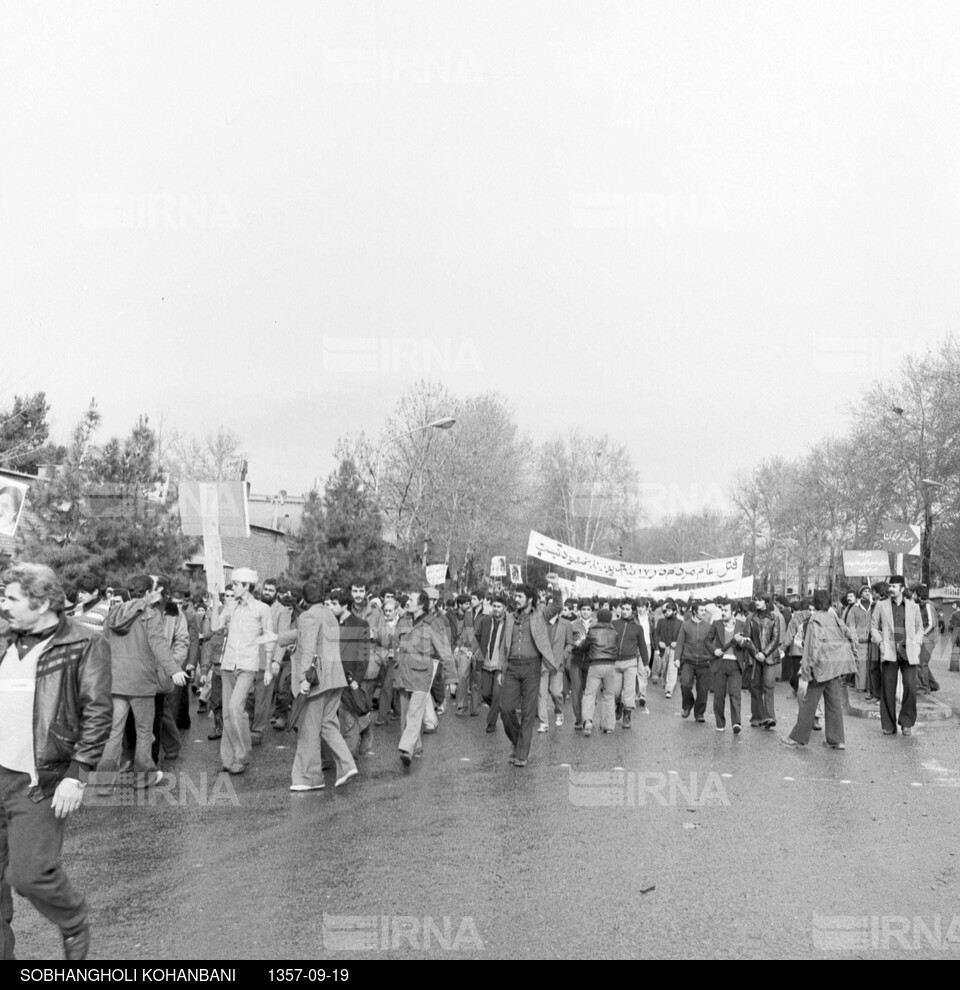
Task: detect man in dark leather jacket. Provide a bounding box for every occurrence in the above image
[0,562,111,961]
[574,607,619,736]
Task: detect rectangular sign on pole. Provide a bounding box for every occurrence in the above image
[200,482,225,593]
[425,563,448,587]
[842,550,891,577]
[879,519,921,556]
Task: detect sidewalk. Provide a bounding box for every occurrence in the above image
[845,633,959,722]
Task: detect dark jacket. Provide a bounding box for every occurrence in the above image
[0,615,112,800]
[705,618,755,673]
[575,621,619,663]
[744,610,781,665]
[103,598,180,696]
[338,613,370,683]
[674,617,713,664]
[395,612,454,692]
[655,615,683,652]
[611,618,649,665]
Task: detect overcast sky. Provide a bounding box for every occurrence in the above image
[4,1,958,520]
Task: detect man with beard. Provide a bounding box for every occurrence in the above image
[500,583,560,763]
[611,599,648,729]
[0,563,112,960]
[373,597,402,725]
[705,598,754,733]
[452,594,481,717]
[871,575,924,736]
[655,600,682,699]
[843,586,874,694]
[569,599,595,730]
[744,593,781,729]
[476,596,508,733]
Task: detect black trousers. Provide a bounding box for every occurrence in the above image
[680,661,710,719]
[880,658,917,732]
[712,659,742,727]
[479,668,502,729]
[500,658,541,761]
[867,642,882,699]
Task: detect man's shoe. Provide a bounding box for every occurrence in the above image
[622,711,632,729]
[716,725,726,732]
[901,726,913,737]
[574,721,584,731]
[812,717,822,731]
[374,718,388,726]
[637,698,646,708]
[335,767,359,787]
[436,705,446,716]
[763,719,777,729]
[455,709,468,717]
[399,750,412,767]
[749,721,762,727]
[133,770,164,789]
[513,759,527,767]
[290,783,324,791]
[583,721,593,737]
[695,717,706,723]
[822,742,846,750]
[62,924,90,961]
[537,724,548,733]
[251,732,263,747]
[681,708,692,719]
[227,764,246,775]
[555,713,564,727]
[664,691,672,699]
[882,729,896,735]
[485,725,496,733]
[732,724,742,735]
[779,735,802,748]
[207,720,223,740]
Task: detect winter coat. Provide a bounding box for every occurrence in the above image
[103,599,179,696]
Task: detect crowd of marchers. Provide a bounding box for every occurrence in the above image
[0,560,950,960]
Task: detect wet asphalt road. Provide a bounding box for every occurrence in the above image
[11,679,960,961]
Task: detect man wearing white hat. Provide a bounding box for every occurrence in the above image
[211,568,276,774]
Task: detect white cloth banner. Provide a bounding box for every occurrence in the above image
[556,574,754,602]
[526,530,743,585]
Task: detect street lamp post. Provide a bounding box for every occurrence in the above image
[373,416,456,496]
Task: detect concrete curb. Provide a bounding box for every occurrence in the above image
[845,691,956,723]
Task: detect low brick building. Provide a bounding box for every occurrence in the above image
[185,524,291,586]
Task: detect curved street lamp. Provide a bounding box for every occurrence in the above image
[373,417,457,495]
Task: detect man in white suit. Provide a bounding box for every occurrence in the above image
[869,575,924,736]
